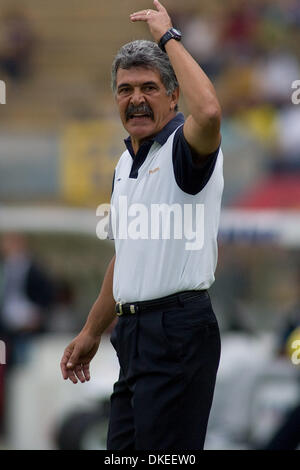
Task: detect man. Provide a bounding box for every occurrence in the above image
[61,0,223,450]
[0,233,54,367]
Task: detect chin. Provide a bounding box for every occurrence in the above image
[127,122,155,139]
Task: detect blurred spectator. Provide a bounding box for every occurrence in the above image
[270,105,300,173]
[0,363,4,437]
[0,233,55,367]
[253,50,300,105]
[260,269,300,450]
[262,403,300,450]
[177,13,221,78]
[0,9,36,82]
[276,267,300,357]
[46,278,77,334]
[221,1,259,56]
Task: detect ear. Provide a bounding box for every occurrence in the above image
[170,87,179,111]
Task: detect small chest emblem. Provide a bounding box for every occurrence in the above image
[149,167,160,175]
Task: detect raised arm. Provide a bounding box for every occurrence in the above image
[60,254,116,384]
[130,0,221,161]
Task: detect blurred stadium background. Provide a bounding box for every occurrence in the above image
[0,0,300,450]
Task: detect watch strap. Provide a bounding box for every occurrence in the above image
[158,28,181,52]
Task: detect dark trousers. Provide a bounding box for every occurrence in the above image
[107,291,221,450]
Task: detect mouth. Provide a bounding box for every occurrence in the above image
[126,106,154,121]
[128,114,152,120]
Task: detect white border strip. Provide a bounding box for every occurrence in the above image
[1,206,300,246]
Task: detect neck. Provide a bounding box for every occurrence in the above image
[130,136,148,155]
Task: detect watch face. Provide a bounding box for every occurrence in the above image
[171,28,181,38]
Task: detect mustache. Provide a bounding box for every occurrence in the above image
[125,103,154,121]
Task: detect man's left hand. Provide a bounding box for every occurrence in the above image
[130,0,172,43]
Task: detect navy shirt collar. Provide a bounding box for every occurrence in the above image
[124,112,185,159]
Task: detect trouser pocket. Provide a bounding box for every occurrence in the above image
[161,301,219,362]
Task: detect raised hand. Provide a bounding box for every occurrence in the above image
[130,0,172,43]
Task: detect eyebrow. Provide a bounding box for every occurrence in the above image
[117,81,159,91]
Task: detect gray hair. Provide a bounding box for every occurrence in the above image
[111,40,179,98]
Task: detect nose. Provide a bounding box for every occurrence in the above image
[130,88,146,106]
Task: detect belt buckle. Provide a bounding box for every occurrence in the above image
[130,304,136,314]
[116,302,123,316]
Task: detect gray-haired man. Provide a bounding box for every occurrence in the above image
[61,0,223,450]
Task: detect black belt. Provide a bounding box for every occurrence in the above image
[115,290,208,316]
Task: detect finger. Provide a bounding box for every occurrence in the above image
[131,9,150,15]
[60,349,72,379]
[60,358,68,379]
[67,368,78,384]
[153,0,166,12]
[74,365,86,383]
[82,363,90,381]
[130,16,148,23]
[130,10,146,16]
[130,12,149,21]
[61,362,68,380]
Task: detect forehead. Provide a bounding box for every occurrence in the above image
[116,66,164,87]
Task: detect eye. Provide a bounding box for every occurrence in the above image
[118,87,131,95]
[143,85,155,92]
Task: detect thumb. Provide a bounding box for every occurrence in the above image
[67,346,80,368]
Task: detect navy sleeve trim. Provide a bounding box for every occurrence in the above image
[107,209,114,240]
[107,170,115,240]
[172,125,220,195]
[111,169,116,196]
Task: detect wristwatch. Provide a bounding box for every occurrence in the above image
[158,27,182,52]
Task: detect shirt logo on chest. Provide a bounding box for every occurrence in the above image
[149,167,160,175]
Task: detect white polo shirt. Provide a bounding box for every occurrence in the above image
[109,113,224,303]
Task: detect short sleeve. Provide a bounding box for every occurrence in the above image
[172,125,220,195]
